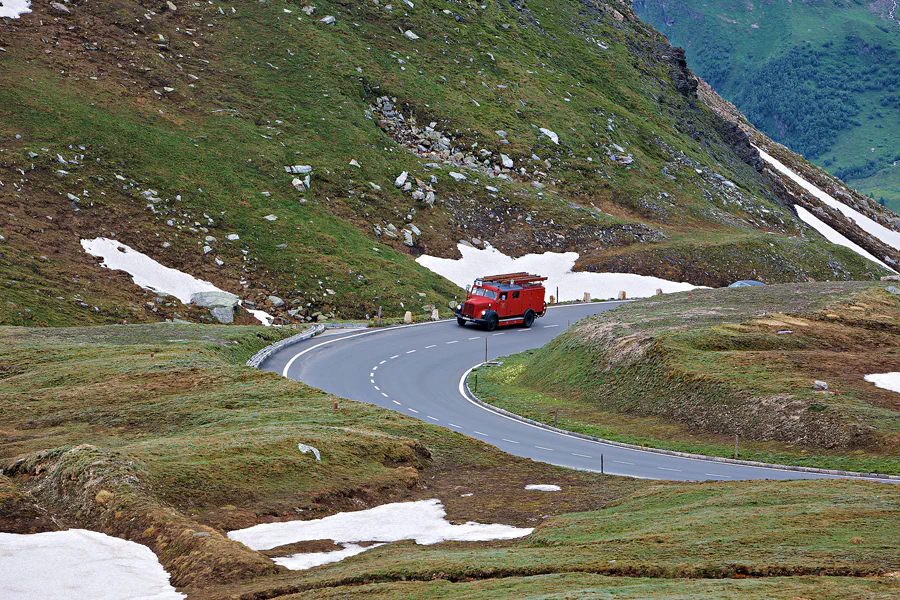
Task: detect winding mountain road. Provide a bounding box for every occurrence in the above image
[262,303,895,482]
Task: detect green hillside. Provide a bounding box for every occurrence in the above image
[633,0,900,209]
[0,0,893,327]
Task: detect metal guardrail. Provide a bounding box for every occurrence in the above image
[245,325,325,368]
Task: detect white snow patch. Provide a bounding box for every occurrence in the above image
[0,529,185,600]
[417,244,699,302]
[864,372,900,394]
[524,484,561,492]
[297,443,321,461]
[273,543,382,570]
[0,0,31,19]
[240,301,275,326]
[757,147,900,258]
[794,206,890,269]
[81,238,222,304]
[228,499,532,570]
[539,128,559,145]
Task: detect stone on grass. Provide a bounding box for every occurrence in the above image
[269,295,285,308]
[813,380,829,391]
[190,291,240,308]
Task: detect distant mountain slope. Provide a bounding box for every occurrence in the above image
[633,0,900,209]
[0,0,896,326]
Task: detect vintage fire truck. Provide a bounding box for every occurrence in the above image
[454,272,548,331]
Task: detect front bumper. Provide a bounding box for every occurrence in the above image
[454,310,489,325]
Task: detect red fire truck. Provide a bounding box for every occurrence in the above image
[454,273,548,331]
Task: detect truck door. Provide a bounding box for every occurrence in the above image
[512,290,522,315]
[498,292,508,317]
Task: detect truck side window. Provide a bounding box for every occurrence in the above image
[513,291,520,299]
[500,293,507,301]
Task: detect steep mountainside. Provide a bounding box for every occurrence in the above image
[1,0,897,326]
[634,0,900,209]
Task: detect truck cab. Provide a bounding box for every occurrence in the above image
[454,273,547,331]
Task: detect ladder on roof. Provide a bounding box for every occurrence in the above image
[481,272,548,285]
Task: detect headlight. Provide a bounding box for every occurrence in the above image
[481,310,487,317]
[456,304,461,311]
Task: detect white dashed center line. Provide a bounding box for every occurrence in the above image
[492,332,504,336]
[372,366,378,371]
[535,446,554,451]
[706,474,732,479]
[381,392,389,398]
[468,336,480,340]
[501,438,520,444]
[543,324,559,328]
[370,379,375,384]
[657,467,682,472]
[373,385,380,391]
[446,340,458,344]
[425,344,437,349]
[614,460,634,465]
[408,408,419,414]
[392,400,402,406]
[426,415,439,421]
[369,372,374,377]
[406,350,416,354]
[571,453,592,459]
[390,355,400,359]
[379,360,386,365]
[473,430,489,436]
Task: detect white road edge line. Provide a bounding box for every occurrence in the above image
[706,474,732,479]
[455,364,869,481]
[614,460,635,465]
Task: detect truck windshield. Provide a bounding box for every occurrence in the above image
[471,287,498,300]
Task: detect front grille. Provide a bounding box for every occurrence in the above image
[462,303,476,317]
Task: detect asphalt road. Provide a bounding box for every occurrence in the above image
[262,303,890,482]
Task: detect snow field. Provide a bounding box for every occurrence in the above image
[757,148,900,267]
[793,206,890,269]
[0,0,31,19]
[864,373,900,394]
[81,238,275,325]
[417,244,698,302]
[0,529,184,600]
[229,499,533,570]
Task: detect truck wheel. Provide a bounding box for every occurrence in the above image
[523,309,535,328]
[485,313,499,331]
[457,317,467,327]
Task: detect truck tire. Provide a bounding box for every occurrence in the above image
[485,313,499,331]
[522,309,535,328]
[457,317,467,327]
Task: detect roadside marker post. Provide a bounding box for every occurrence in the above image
[735,435,739,459]
[601,454,604,474]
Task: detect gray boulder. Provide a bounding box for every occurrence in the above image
[190,291,239,308]
[209,307,234,324]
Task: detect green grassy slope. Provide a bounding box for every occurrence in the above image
[0,0,891,327]
[221,479,900,599]
[479,281,900,473]
[633,0,900,208]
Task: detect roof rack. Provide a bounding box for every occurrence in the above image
[480,272,548,286]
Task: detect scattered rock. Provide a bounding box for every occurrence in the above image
[226,234,240,241]
[403,311,413,324]
[50,2,70,14]
[887,286,900,295]
[297,443,321,461]
[320,15,336,24]
[500,154,514,168]
[263,214,278,221]
[813,380,829,391]
[431,308,440,321]
[395,171,409,187]
[404,30,420,40]
[269,295,285,308]
[449,172,467,182]
[285,165,312,174]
